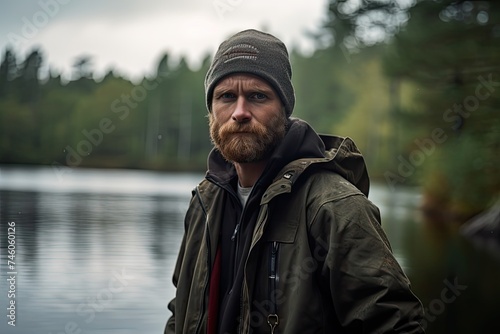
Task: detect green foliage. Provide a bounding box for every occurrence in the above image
[382,0,500,218]
[0,49,212,171]
[291,47,353,131]
[327,45,394,176]
[0,96,37,162]
[324,0,411,49]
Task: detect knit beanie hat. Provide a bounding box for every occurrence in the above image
[205,29,295,117]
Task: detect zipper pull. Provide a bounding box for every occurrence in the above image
[267,314,279,334]
[231,223,240,241]
[268,242,280,333]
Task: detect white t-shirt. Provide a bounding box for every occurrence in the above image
[237,183,253,208]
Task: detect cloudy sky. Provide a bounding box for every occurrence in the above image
[0,0,328,82]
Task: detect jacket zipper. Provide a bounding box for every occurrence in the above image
[267,241,280,334]
[230,195,244,293]
[239,204,272,333]
[194,186,211,334]
[206,177,245,331]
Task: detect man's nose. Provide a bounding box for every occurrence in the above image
[232,97,251,123]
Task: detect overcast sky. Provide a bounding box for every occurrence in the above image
[0,0,328,82]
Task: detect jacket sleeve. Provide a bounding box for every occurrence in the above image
[164,226,187,334]
[165,299,176,334]
[309,194,425,333]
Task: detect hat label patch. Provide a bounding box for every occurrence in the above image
[223,43,259,63]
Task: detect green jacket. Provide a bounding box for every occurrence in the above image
[165,120,424,333]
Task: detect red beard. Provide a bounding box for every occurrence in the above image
[209,112,287,163]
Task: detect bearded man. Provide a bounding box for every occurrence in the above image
[165,29,425,334]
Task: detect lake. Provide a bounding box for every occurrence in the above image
[1,165,499,334]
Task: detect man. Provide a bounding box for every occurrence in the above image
[165,29,425,333]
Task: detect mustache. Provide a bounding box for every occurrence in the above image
[219,122,262,134]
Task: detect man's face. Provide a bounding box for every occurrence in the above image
[209,73,287,163]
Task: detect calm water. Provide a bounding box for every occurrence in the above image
[0,166,199,334]
[1,166,499,334]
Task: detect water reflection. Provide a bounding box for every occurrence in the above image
[0,167,200,334]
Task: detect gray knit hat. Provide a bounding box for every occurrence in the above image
[205,29,295,117]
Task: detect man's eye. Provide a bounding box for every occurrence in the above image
[216,92,235,100]
[252,93,267,100]
[221,93,235,99]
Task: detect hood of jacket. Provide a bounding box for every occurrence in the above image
[206,117,370,197]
